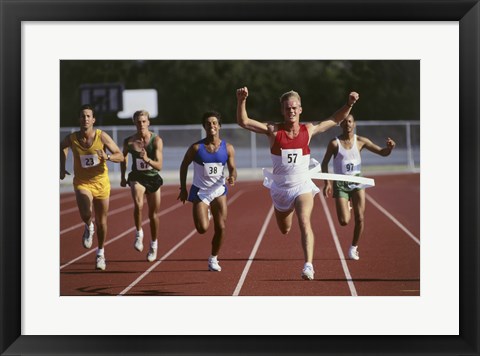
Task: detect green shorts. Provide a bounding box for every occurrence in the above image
[333,180,363,200]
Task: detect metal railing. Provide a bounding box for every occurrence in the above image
[60,121,420,175]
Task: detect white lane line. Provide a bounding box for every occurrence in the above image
[318,194,358,297]
[60,202,184,269]
[232,205,275,297]
[365,194,420,246]
[60,191,131,216]
[117,190,245,296]
[60,204,134,235]
[60,190,128,204]
[60,190,178,235]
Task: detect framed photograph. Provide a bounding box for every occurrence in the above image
[1,0,478,355]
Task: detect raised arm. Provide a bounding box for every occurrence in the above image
[226,143,237,186]
[236,87,270,134]
[359,136,396,156]
[310,92,360,136]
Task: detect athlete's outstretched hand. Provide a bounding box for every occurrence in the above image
[236,87,249,101]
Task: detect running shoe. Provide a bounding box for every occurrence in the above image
[147,247,157,262]
[134,231,144,252]
[348,245,360,260]
[96,255,106,270]
[82,223,94,249]
[208,256,222,272]
[301,263,315,280]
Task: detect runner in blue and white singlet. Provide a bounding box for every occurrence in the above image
[188,138,229,204]
[178,111,237,272]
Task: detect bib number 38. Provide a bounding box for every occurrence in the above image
[204,162,223,177]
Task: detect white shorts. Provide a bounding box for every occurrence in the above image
[188,184,226,206]
[269,179,320,212]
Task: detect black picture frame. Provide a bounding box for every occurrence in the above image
[1,1,478,355]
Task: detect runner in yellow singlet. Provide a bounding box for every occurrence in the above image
[60,104,124,270]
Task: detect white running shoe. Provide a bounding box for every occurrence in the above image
[96,255,106,270]
[134,231,144,252]
[208,256,222,272]
[301,263,315,280]
[82,223,94,249]
[348,245,360,260]
[147,247,157,262]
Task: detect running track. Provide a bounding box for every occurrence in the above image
[60,173,420,296]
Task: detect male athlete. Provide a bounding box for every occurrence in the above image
[60,104,124,270]
[236,87,359,280]
[178,111,237,272]
[321,114,396,260]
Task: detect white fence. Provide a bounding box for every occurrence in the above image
[60,121,420,176]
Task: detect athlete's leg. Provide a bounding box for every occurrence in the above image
[75,189,94,225]
[350,189,365,246]
[294,193,315,264]
[130,181,146,231]
[146,188,161,243]
[274,208,295,235]
[335,197,351,226]
[192,201,210,234]
[210,195,227,256]
[92,197,109,249]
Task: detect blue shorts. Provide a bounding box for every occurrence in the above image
[188,184,228,205]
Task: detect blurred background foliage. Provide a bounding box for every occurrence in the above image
[60,60,419,126]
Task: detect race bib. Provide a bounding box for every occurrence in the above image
[80,154,100,168]
[281,149,303,166]
[204,162,223,177]
[136,158,153,171]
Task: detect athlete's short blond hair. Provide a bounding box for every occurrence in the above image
[279,90,302,105]
[132,110,150,122]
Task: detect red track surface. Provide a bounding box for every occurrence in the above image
[60,173,420,296]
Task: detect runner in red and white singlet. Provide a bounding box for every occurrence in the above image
[236,87,359,281]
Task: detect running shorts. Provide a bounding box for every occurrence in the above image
[127,171,163,193]
[333,180,363,200]
[74,176,111,200]
[188,184,227,205]
[270,179,320,212]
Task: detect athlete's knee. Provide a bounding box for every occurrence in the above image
[339,218,349,226]
[354,214,364,224]
[195,222,209,234]
[279,225,291,235]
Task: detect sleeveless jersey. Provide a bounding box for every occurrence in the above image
[70,129,108,182]
[270,124,311,187]
[128,132,159,177]
[192,139,228,189]
[333,134,362,175]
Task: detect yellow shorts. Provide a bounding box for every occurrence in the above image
[74,176,111,200]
